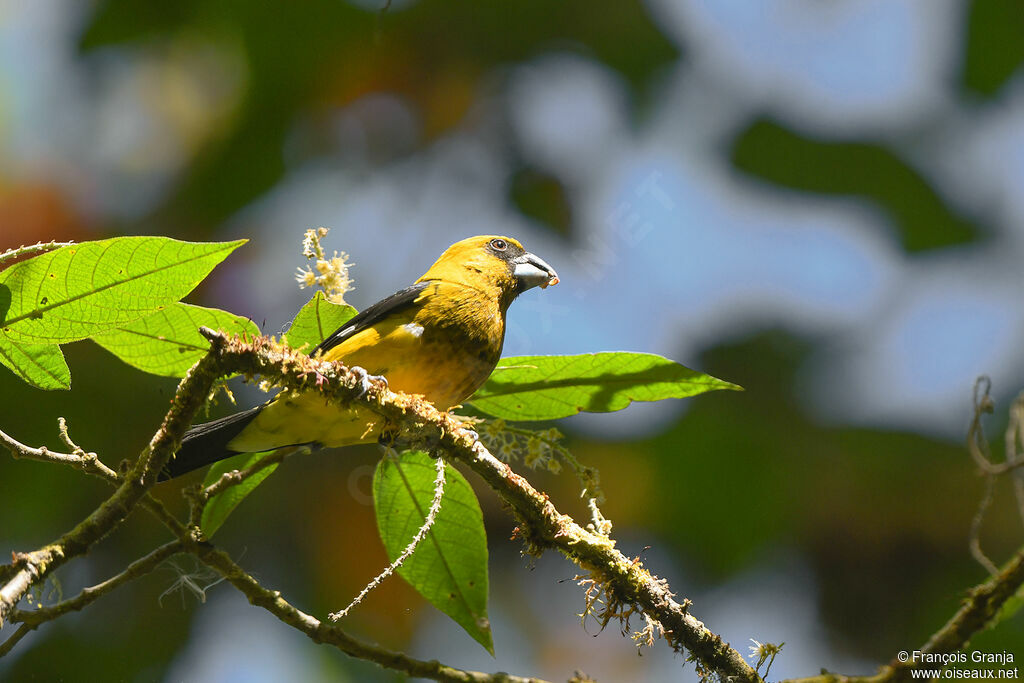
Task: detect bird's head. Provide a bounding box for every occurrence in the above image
[419,236,559,303]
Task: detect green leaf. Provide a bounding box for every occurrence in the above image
[963,0,1024,97]
[283,291,357,352]
[92,303,259,377]
[0,236,246,345]
[374,451,492,654]
[730,119,977,252]
[0,338,71,390]
[468,352,742,421]
[200,452,279,538]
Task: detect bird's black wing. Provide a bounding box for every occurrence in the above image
[160,405,266,480]
[311,281,431,357]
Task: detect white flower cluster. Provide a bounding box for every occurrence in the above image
[294,227,354,304]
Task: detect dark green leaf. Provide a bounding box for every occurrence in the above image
[963,0,1024,96]
[374,451,492,654]
[200,452,279,538]
[283,291,357,352]
[0,339,71,390]
[730,119,978,252]
[92,303,259,377]
[469,352,741,421]
[0,236,246,344]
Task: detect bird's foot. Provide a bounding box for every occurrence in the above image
[447,414,481,445]
[350,366,388,399]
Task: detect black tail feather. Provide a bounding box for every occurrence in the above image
[160,406,264,481]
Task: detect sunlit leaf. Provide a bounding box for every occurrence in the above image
[468,352,741,421]
[283,291,356,352]
[0,236,246,344]
[0,339,70,390]
[374,451,492,654]
[93,303,259,377]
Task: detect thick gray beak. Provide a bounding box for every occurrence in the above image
[513,252,559,291]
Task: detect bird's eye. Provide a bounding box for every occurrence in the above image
[490,238,508,251]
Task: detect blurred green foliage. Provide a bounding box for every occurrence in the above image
[508,168,573,237]
[79,0,677,231]
[731,119,979,252]
[963,0,1024,96]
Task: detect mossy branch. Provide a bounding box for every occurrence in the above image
[172,329,763,683]
[5,331,1020,682]
[0,329,754,681]
[0,331,230,627]
[10,541,186,628]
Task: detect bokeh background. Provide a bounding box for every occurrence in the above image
[2,0,1024,680]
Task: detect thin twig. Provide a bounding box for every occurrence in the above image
[58,417,85,455]
[0,330,230,626]
[330,455,446,621]
[0,623,33,657]
[964,379,1024,574]
[784,382,1024,683]
[918,542,1024,653]
[202,448,296,500]
[0,425,118,483]
[188,447,299,525]
[588,498,612,537]
[967,377,994,471]
[10,541,184,627]
[864,543,1024,683]
[966,377,1000,573]
[1006,394,1024,527]
[191,540,551,683]
[0,421,187,539]
[968,475,999,575]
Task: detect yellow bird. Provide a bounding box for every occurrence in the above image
[161,235,558,479]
